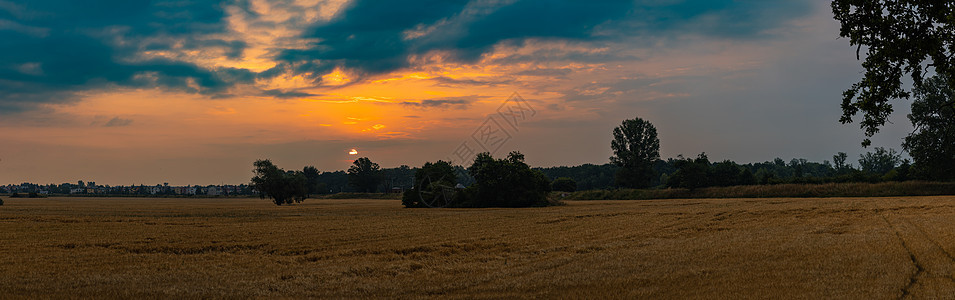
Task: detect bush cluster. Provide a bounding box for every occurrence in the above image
[551,177,577,192]
[456,152,551,208]
[251,160,307,205]
[403,152,554,208]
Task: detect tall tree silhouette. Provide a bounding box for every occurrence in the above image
[347,157,383,192]
[832,0,955,146]
[610,117,660,188]
[904,75,955,180]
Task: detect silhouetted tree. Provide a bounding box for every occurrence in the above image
[883,160,913,182]
[462,152,551,207]
[832,0,955,146]
[402,160,457,208]
[858,147,902,176]
[347,157,383,192]
[251,159,307,205]
[535,164,618,191]
[381,165,415,192]
[667,153,711,189]
[833,152,852,174]
[551,177,577,192]
[789,158,809,178]
[610,117,660,188]
[302,166,327,196]
[739,168,757,186]
[710,160,742,187]
[903,75,955,180]
[318,170,349,193]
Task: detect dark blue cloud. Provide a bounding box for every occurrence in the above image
[442,1,634,60]
[627,0,812,38]
[262,89,319,99]
[0,0,249,113]
[274,0,471,76]
[273,0,812,83]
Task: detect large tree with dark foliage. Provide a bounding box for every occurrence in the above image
[832,152,852,174]
[610,117,661,188]
[535,164,618,191]
[463,152,551,207]
[402,160,457,208]
[251,159,307,206]
[904,75,955,180]
[302,166,327,197]
[666,153,711,189]
[858,147,902,176]
[347,157,383,192]
[832,0,955,146]
[551,177,577,192]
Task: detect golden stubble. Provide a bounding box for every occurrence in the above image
[1,196,953,298]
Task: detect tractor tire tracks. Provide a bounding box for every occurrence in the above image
[881,212,955,299]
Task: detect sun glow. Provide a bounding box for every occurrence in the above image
[348,149,358,155]
[321,67,352,86]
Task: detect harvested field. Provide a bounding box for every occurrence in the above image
[1,196,955,298]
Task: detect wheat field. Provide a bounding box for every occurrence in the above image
[1,196,954,298]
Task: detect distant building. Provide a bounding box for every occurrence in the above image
[207,186,222,196]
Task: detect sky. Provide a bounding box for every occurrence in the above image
[0,0,917,186]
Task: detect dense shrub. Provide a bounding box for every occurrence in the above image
[401,189,419,208]
[551,177,577,192]
[456,152,551,207]
[666,154,711,189]
[251,159,307,205]
[0,197,4,206]
[402,161,457,208]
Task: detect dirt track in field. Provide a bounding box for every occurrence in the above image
[1,196,954,298]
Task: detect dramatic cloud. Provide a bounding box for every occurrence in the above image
[1,0,813,113]
[0,0,251,113]
[270,0,813,83]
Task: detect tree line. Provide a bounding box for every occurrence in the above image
[606,116,941,190]
[252,151,553,207]
[252,124,942,206]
